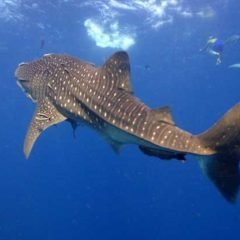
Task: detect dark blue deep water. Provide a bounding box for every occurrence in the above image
[1,1,240,239]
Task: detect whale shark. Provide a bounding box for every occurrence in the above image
[15,52,240,203]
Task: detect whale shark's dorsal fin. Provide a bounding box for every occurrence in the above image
[102,51,132,93]
[24,99,66,158]
[151,106,175,125]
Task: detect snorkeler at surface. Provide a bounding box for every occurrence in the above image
[200,35,240,65]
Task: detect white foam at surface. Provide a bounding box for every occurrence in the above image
[84,19,135,50]
[0,0,217,50]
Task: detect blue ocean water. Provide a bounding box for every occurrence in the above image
[1,0,240,239]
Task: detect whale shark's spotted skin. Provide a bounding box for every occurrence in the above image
[15,51,240,203]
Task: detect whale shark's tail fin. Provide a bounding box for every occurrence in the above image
[198,103,240,203]
[198,154,240,203]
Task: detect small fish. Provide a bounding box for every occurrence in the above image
[229,63,240,69]
[40,39,45,49]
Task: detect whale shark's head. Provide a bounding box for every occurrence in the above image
[15,57,51,102]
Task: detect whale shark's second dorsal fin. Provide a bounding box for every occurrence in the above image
[102,51,133,93]
[151,106,175,125]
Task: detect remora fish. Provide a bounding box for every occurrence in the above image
[15,52,240,202]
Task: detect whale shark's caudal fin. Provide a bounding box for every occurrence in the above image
[198,154,240,203]
[197,103,240,203]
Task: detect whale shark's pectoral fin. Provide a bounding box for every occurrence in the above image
[24,99,66,158]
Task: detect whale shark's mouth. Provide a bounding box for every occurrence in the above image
[15,62,36,102]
